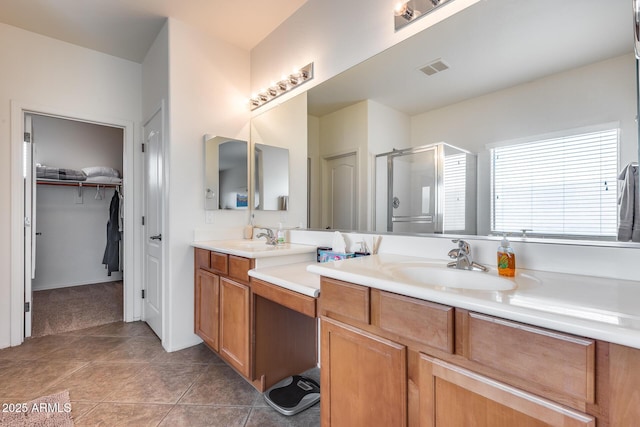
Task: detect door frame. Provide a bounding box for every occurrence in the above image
[9,100,138,345]
[141,102,166,339]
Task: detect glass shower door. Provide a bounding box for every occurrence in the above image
[388,146,441,233]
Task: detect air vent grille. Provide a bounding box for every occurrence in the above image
[419,59,449,76]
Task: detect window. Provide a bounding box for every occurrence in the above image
[491,128,618,238]
[443,153,467,231]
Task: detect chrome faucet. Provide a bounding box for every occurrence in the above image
[447,239,488,272]
[255,227,277,246]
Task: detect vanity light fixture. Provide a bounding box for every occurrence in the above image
[394,0,451,31]
[394,2,416,21]
[249,63,314,110]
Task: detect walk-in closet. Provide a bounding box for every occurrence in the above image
[29,114,124,337]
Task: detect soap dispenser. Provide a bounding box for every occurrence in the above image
[276,223,285,245]
[497,234,516,277]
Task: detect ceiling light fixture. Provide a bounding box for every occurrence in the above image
[249,63,314,110]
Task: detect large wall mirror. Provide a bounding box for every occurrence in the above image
[307,0,639,244]
[204,135,248,210]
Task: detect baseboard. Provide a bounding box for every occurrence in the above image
[33,275,124,291]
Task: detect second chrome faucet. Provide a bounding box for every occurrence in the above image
[447,239,488,272]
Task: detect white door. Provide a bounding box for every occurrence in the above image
[23,113,36,337]
[143,108,163,338]
[323,153,357,230]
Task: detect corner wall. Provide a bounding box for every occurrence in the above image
[165,18,250,351]
[0,23,141,349]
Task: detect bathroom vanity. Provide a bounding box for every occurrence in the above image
[192,239,640,425]
[192,240,318,392]
[308,254,640,427]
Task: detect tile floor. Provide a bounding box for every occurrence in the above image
[0,321,320,426]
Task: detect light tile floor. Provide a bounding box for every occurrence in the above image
[0,321,320,426]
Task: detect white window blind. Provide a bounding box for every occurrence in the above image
[444,153,466,231]
[491,128,618,237]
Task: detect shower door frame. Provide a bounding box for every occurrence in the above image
[382,144,445,233]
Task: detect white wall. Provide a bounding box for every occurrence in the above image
[410,53,636,234]
[307,115,321,228]
[165,18,250,351]
[34,115,124,171]
[32,115,124,290]
[141,22,169,326]
[251,0,480,109]
[250,93,307,230]
[34,187,123,290]
[257,145,289,210]
[0,23,141,349]
[220,164,248,210]
[317,101,368,229]
[314,100,410,231]
[367,101,411,230]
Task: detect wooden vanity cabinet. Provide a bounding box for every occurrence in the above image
[219,276,250,377]
[318,277,640,427]
[418,355,594,427]
[194,248,253,379]
[195,248,318,393]
[321,316,407,427]
[194,269,219,351]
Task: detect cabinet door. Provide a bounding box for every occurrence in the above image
[195,269,219,352]
[418,354,595,427]
[321,316,407,427]
[219,277,250,377]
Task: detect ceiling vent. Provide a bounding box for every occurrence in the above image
[419,59,450,76]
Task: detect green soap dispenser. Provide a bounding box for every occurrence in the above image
[497,234,516,277]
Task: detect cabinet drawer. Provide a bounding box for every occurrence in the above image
[195,248,210,270]
[228,255,253,284]
[320,277,370,324]
[251,278,317,318]
[371,290,454,353]
[461,311,595,403]
[210,251,228,275]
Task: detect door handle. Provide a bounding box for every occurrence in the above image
[150,234,162,241]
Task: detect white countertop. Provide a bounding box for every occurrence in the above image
[249,262,320,298]
[306,253,640,349]
[192,239,317,259]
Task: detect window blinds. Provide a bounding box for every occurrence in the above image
[491,128,618,237]
[444,153,467,231]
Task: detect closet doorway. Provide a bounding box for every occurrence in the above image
[24,113,126,337]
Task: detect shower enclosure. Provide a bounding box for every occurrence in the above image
[375,143,477,234]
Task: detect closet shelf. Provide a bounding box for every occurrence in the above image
[36,179,121,188]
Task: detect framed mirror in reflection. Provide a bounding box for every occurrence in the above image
[307,0,639,243]
[204,135,248,211]
[253,143,290,211]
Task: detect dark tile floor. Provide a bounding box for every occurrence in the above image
[0,321,320,426]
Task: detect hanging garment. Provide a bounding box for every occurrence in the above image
[103,190,121,275]
[617,163,640,242]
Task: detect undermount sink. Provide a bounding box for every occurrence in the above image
[382,261,539,291]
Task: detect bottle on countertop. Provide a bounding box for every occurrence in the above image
[354,241,370,257]
[276,222,285,245]
[243,214,254,239]
[497,234,515,277]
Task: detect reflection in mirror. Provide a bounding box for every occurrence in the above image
[204,136,248,210]
[254,144,290,211]
[307,0,638,244]
[375,143,476,235]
